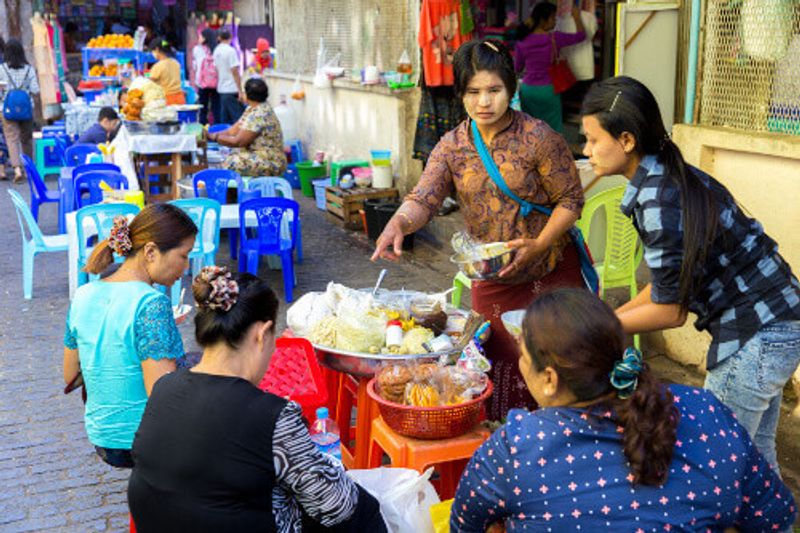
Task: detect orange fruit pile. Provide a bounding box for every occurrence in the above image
[88,64,119,77]
[87,34,134,49]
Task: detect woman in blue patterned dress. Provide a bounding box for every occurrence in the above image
[451,289,796,532]
[63,204,198,468]
[128,267,386,532]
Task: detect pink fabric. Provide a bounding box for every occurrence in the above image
[514,31,586,86]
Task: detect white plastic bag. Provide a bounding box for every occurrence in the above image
[348,467,440,533]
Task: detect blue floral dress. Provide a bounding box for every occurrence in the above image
[451,385,796,532]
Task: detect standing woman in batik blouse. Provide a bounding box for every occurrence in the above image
[372,39,585,420]
[581,76,800,471]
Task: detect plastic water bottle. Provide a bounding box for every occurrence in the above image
[309,407,342,462]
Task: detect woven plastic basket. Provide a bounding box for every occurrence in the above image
[367,378,493,440]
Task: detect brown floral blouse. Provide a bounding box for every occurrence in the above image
[406,111,584,282]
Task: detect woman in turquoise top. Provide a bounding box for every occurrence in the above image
[63,204,197,468]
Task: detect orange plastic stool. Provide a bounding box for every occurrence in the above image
[367,416,491,500]
[130,514,136,533]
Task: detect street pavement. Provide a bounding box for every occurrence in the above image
[0,178,797,531]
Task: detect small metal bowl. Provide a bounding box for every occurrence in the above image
[450,242,515,280]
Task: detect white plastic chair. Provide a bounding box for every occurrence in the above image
[246,177,303,263]
[9,190,68,299]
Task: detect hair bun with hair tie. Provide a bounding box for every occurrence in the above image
[609,347,643,399]
[109,216,133,256]
[197,266,239,312]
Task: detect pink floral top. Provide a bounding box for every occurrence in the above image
[406,111,584,282]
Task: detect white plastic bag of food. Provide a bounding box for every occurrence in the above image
[286,291,332,337]
[348,467,440,533]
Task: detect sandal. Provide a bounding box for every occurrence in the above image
[13,167,24,184]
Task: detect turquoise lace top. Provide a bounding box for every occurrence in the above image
[64,281,184,449]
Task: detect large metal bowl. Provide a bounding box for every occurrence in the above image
[451,242,514,280]
[313,344,457,377]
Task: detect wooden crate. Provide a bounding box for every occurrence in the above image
[326,186,398,229]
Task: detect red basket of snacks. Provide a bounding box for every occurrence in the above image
[367,377,493,440]
[259,337,328,422]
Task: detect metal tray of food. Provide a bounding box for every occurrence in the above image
[123,120,182,136]
[312,343,458,378]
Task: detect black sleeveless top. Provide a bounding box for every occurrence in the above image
[128,370,287,532]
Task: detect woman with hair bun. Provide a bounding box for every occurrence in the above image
[451,288,796,532]
[128,268,386,533]
[63,204,198,468]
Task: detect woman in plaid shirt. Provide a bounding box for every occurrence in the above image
[579,76,800,473]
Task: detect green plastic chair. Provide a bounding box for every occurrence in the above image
[576,185,643,348]
[451,271,472,309]
[8,190,68,299]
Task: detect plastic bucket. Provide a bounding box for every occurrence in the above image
[364,199,386,240]
[284,163,300,189]
[312,179,328,210]
[296,161,327,197]
[370,149,391,166]
[372,165,392,189]
[374,202,415,250]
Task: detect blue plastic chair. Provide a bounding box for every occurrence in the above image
[64,143,102,167]
[169,198,222,306]
[53,135,70,165]
[75,203,141,287]
[74,171,129,208]
[20,154,59,221]
[8,190,68,299]
[246,177,303,263]
[239,197,299,302]
[193,168,243,259]
[72,163,121,180]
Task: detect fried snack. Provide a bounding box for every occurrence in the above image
[412,362,440,382]
[405,383,440,407]
[377,365,412,404]
[128,88,144,100]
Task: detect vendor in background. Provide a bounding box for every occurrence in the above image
[128,268,387,532]
[372,40,585,420]
[147,37,186,105]
[63,204,197,468]
[514,3,585,133]
[250,38,272,74]
[451,289,797,532]
[581,76,800,472]
[76,107,121,145]
[207,78,287,178]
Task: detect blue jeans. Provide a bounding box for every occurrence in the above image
[704,320,800,473]
[219,93,244,124]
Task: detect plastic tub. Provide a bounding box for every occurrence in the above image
[372,165,393,188]
[284,163,300,189]
[312,178,328,210]
[374,202,415,250]
[296,161,327,197]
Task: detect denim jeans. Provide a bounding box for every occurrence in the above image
[219,93,244,124]
[704,320,800,473]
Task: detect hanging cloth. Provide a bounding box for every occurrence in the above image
[419,0,473,87]
[460,0,474,35]
[412,70,468,162]
[32,16,58,107]
[555,10,597,81]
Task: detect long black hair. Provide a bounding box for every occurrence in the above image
[531,2,557,29]
[149,36,176,58]
[200,28,218,53]
[4,39,28,69]
[453,39,517,100]
[581,76,726,309]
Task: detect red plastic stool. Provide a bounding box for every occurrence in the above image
[130,514,136,532]
[258,338,328,422]
[367,416,491,500]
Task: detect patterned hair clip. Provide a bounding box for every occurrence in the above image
[609,347,643,399]
[197,266,239,312]
[608,90,623,113]
[483,41,500,53]
[108,216,133,257]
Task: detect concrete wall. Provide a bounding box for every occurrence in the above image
[263,71,422,193]
[646,124,800,370]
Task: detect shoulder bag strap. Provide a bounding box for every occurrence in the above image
[470,119,553,218]
[3,65,19,90]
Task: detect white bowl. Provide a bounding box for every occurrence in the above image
[501,309,525,338]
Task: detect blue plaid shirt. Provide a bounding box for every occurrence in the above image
[620,156,800,368]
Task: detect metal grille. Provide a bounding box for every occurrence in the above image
[273,0,419,76]
[699,0,800,135]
